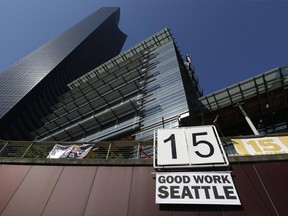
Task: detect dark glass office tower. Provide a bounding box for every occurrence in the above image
[0,7,127,140]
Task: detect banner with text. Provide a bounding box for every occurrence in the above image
[47,145,74,159]
[47,144,93,159]
[156,172,241,205]
[232,136,288,156]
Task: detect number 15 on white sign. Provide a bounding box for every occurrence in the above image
[154,126,229,168]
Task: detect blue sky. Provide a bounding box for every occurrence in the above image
[0,0,287,94]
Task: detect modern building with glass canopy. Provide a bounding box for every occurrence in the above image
[198,65,288,136]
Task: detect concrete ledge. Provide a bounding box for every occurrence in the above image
[1,154,288,166]
[0,158,153,166]
[228,153,288,163]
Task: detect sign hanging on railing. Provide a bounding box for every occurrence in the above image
[155,172,241,205]
[232,136,288,156]
[154,126,229,169]
[47,144,93,159]
[155,171,241,205]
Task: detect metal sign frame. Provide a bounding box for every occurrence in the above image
[153,125,229,169]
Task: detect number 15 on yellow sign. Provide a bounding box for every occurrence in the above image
[231,136,288,156]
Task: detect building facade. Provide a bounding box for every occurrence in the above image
[198,65,288,136]
[1,6,288,216]
[30,28,202,143]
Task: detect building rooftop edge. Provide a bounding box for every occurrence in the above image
[68,28,173,89]
[201,64,288,98]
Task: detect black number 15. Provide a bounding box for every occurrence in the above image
[163,132,214,159]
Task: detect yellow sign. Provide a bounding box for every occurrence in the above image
[231,136,288,156]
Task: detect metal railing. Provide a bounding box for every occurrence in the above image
[0,140,153,160]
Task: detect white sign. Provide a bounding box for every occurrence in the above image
[156,172,241,205]
[232,136,288,156]
[154,126,228,168]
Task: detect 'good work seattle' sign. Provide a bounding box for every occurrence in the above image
[156,172,241,205]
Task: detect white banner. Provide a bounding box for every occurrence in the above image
[47,144,93,159]
[47,145,74,159]
[156,172,241,205]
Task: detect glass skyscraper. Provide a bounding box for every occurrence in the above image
[0,7,127,140]
[0,7,202,142]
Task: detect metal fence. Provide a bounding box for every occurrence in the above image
[0,140,153,159]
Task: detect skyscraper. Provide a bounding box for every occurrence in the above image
[30,28,202,142]
[0,6,202,143]
[0,7,127,140]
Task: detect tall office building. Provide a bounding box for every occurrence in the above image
[30,28,202,142]
[0,7,127,140]
[0,7,202,142]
